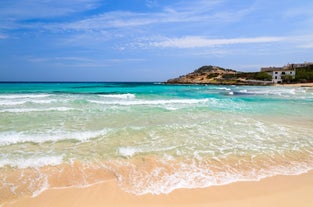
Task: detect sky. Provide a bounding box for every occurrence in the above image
[0,0,313,81]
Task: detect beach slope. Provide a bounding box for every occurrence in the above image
[5,171,313,207]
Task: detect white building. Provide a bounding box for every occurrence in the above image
[267,69,295,83]
[261,65,297,83]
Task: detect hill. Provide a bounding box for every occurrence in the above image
[166,65,272,85]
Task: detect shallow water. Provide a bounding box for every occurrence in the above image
[0,83,313,202]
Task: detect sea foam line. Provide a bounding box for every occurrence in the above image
[0,99,55,106]
[0,94,51,99]
[0,129,110,146]
[0,155,64,168]
[0,107,75,113]
[118,146,177,158]
[111,157,313,195]
[99,93,136,99]
[89,98,209,106]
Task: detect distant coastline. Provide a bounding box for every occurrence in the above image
[166,63,313,86]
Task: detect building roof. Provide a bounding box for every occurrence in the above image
[261,67,294,72]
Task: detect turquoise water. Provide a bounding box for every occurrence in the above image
[0,82,313,201]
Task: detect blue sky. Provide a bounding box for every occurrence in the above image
[0,0,313,81]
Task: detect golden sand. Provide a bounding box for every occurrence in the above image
[3,170,313,207]
[274,83,313,87]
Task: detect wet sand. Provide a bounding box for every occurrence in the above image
[4,170,313,207]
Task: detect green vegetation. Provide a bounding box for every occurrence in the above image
[167,63,313,85]
[222,72,272,81]
[295,66,313,82]
[206,73,219,79]
[254,72,272,81]
[282,75,294,83]
[194,65,236,74]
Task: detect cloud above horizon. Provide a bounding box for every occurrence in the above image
[0,34,8,39]
[145,36,285,48]
[0,0,312,81]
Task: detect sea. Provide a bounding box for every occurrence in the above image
[0,82,313,203]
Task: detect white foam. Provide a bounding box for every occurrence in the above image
[0,107,75,113]
[89,98,209,106]
[99,93,136,99]
[118,147,142,157]
[0,129,110,146]
[0,155,63,168]
[31,100,54,104]
[32,176,49,197]
[113,157,313,195]
[218,87,231,91]
[237,88,301,96]
[0,100,28,105]
[0,99,54,106]
[0,94,51,99]
[118,146,178,158]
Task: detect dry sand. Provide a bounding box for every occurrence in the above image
[4,170,313,207]
[275,83,313,87]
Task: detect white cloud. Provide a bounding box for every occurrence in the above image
[0,0,255,37]
[61,11,159,30]
[53,0,248,31]
[171,0,223,13]
[0,34,8,39]
[26,56,144,66]
[145,0,158,8]
[146,36,285,48]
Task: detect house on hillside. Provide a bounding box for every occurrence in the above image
[261,67,295,83]
[287,62,313,69]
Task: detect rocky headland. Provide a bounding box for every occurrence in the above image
[166,65,272,85]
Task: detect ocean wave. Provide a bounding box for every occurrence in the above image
[0,155,64,168]
[236,88,305,96]
[109,155,313,195]
[1,156,312,204]
[0,107,75,113]
[118,146,177,158]
[0,94,51,99]
[99,93,136,99]
[0,129,110,146]
[89,98,209,106]
[217,87,232,91]
[0,99,55,106]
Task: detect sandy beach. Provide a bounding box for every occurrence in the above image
[4,170,313,207]
[2,0,313,205]
[275,83,313,87]
[1,83,313,207]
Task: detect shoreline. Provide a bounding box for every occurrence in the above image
[4,170,313,207]
[164,82,313,87]
[274,83,313,87]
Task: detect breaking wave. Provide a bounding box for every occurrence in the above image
[0,129,110,146]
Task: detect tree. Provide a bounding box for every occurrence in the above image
[254,72,272,81]
[295,68,313,82]
[282,75,294,83]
